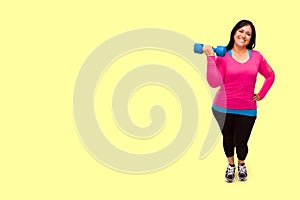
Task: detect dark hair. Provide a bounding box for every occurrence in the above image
[226,19,256,50]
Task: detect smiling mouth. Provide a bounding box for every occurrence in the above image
[238,38,246,43]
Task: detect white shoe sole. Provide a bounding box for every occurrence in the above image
[238,176,248,181]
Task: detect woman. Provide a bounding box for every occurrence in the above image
[203,20,275,183]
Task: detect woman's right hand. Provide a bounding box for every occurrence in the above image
[202,45,215,56]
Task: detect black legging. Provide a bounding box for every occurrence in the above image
[212,109,256,161]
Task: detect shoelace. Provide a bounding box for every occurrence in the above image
[227,166,235,175]
[238,165,247,173]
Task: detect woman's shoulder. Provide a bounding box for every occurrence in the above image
[251,49,263,56]
[250,49,265,60]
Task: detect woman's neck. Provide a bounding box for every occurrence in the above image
[232,46,248,55]
[231,46,249,63]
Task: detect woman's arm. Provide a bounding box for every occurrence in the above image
[206,56,225,88]
[202,45,225,88]
[257,56,275,100]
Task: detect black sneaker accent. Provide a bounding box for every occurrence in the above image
[238,163,248,181]
[225,164,235,183]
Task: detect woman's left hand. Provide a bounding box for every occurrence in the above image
[253,94,261,101]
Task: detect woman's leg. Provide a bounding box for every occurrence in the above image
[233,114,256,181]
[212,109,235,163]
[212,109,238,182]
[234,114,256,162]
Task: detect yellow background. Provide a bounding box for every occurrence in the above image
[1,0,299,199]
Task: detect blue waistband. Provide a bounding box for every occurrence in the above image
[212,104,257,116]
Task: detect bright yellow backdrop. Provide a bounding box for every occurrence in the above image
[1,0,299,199]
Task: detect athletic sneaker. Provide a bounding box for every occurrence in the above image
[225,164,235,183]
[238,163,248,181]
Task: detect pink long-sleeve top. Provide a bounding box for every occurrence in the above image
[207,50,275,110]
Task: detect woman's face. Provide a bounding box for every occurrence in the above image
[234,25,252,48]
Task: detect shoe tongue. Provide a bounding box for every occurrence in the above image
[229,164,235,167]
[239,163,245,166]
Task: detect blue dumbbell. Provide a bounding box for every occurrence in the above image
[194,43,226,57]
